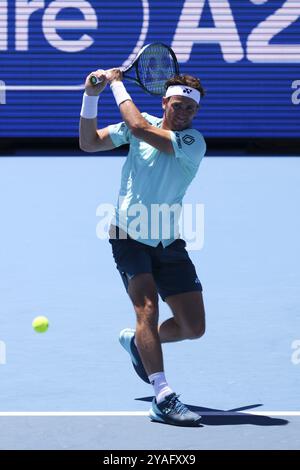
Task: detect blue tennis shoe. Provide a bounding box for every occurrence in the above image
[149,393,202,427]
[119,328,150,384]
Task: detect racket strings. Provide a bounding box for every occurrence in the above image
[137,45,178,95]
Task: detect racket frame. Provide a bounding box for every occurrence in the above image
[121,42,179,95]
[90,43,179,96]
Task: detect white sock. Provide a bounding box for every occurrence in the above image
[148,372,173,404]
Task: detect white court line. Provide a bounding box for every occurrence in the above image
[0,411,299,417]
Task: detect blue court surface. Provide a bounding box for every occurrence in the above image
[0,155,299,449]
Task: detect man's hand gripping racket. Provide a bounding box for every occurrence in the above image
[85,69,107,96]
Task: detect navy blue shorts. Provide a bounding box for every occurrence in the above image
[109,233,202,301]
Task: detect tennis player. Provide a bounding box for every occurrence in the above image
[80,68,206,427]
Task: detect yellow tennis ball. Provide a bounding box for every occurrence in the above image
[32,316,49,333]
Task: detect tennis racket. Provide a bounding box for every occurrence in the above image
[90,43,179,96]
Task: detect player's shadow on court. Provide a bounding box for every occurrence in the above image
[135,398,289,426]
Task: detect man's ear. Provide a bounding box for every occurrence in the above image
[162,96,168,110]
[194,104,200,116]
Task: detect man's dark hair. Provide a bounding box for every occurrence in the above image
[165,74,206,98]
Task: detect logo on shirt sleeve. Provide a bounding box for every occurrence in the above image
[182,134,195,145]
[175,132,182,149]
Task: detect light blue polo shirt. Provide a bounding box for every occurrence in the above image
[108,112,206,247]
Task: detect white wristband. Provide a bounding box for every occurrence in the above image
[110,81,132,107]
[80,92,99,119]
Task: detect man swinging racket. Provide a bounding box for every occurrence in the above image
[79,45,206,426]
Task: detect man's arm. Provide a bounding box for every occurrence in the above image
[80,118,115,153]
[106,69,174,155]
[79,70,116,153]
[119,100,174,155]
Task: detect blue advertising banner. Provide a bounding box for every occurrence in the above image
[0,0,299,138]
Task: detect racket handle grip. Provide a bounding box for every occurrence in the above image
[90,75,103,86]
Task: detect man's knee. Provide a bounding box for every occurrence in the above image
[136,299,159,325]
[184,322,205,340]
